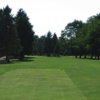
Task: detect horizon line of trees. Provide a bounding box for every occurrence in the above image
[61,14,100,60]
[0,5,100,63]
[33,14,100,60]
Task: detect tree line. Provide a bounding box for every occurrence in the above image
[0,6,34,62]
[61,15,100,60]
[33,32,60,56]
[0,5,100,63]
[33,15,100,59]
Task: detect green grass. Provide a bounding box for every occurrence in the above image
[0,56,100,100]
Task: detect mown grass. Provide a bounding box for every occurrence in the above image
[0,56,100,100]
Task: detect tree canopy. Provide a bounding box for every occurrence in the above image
[15,9,34,59]
[0,6,34,62]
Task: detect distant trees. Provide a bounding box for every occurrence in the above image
[33,32,60,56]
[0,6,34,62]
[32,13,100,60]
[61,14,100,59]
[61,20,84,56]
[0,5,100,62]
[52,33,60,56]
[63,20,83,38]
[45,31,52,56]
[86,15,100,59]
[59,32,68,55]
[32,14,100,60]
[33,35,46,55]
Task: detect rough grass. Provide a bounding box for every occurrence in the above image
[0,56,100,100]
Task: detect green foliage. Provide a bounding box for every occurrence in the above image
[52,33,60,56]
[45,31,52,56]
[15,9,34,58]
[33,33,60,56]
[0,6,21,62]
[0,5,35,61]
[61,14,100,59]
[33,35,46,55]
[59,33,68,55]
[64,20,83,38]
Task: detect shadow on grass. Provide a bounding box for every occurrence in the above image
[75,56,100,61]
[0,56,35,64]
[19,56,35,62]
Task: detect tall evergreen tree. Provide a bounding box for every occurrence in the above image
[52,33,60,56]
[45,31,52,56]
[33,35,39,55]
[0,9,4,57]
[15,9,34,59]
[0,6,21,62]
[37,36,46,55]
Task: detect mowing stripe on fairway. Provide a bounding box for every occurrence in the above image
[0,69,87,100]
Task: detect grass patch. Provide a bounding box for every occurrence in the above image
[0,56,100,100]
[0,69,86,100]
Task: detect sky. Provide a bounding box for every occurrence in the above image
[0,0,100,37]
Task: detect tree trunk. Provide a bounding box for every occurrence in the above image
[97,55,99,60]
[90,55,93,59]
[19,53,24,60]
[84,55,87,59]
[75,55,78,58]
[6,55,10,63]
[79,54,82,59]
[95,55,97,60]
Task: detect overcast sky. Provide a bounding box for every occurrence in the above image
[0,0,100,36]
